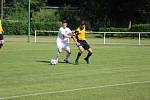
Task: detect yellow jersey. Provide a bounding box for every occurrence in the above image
[75,27,86,40]
[0,20,3,34]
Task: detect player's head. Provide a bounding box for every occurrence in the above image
[62,20,68,28]
[80,20,85,30]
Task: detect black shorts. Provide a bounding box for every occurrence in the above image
[0,34,4,40]
[78,40,90,50]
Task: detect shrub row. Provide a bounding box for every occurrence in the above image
[99,24,150,37]
[99,24,150,32]
[130,24,150,32]
[3,20,28,35]
[3,20,61,35]
[3,20,150,37]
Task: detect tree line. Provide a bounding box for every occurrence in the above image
[3,0,150,34]
[47,0,150,30]
[5,0,150,25]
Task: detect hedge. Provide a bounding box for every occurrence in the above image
[3,20,61,35]
[99,24,150,32]
[3,20,150,37]
[3,20,28,35]
[99,27,129,37]
[99,27,129,32]
[130,24,150,38]
[99,24,150,37]
[31,21,61,35]
[130,24,150,32]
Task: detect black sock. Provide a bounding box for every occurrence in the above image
[0,44,3,48]
[85,52,92,59]
[76,52,81,61]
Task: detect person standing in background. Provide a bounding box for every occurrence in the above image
[0,19,4,49]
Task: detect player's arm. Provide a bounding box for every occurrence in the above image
[59,28,71,38]
[63,33,71,38]
[63,29,72,38]
[72,31,80,46]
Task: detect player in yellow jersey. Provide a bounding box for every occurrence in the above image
[72,21,93,65]
[0,19,4,48]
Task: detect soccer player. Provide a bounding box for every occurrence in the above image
[0,19,4,49]
[54,20,72,63]
[72,21,93,65]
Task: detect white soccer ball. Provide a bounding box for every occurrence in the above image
[50,59,57,65]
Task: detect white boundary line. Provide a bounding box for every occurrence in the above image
[0,80,150,100]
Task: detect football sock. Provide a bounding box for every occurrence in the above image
[0,44,3,48]
[75,52,81,61]
[65,52,71,61]
[85,52,92,59]
[55,52,60,61]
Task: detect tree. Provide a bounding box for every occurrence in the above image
[38,0,150,28]
[31,0,47,11]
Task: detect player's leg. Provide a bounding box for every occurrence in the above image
[83,41,93,64]
[84,47,93,64]
[55,48,62,62]
[55,42,63,62]
[0,34,4,48]
[75,46,84,65]
[64,46,71,63]
[0,41,3,48]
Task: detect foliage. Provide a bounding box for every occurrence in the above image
[32,9,60,22]
[31,21,61,35]
[98,24,150,37]
[99,27,129,32]
[3,20,61,35]
[130,24,150,32]
[31,0,47,11]
[3,0,150,36]
[3,21,28,35]
[51,0,150,28]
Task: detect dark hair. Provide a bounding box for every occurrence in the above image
[80,20,85,25]
[62,20,67,23]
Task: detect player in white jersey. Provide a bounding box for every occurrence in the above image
[55,20,72,63]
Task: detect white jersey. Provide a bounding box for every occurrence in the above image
[56,27,72,42]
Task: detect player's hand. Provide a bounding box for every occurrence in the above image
[76,42,80,46]
[68,36,71,38]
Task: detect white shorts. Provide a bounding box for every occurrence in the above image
[56,41,70,51]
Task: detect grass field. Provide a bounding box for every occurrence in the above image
[0,36,150,100]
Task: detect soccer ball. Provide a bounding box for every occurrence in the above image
[50,59,57,65]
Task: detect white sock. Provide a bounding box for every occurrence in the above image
[55,52,60,61]
[65,52,71,61]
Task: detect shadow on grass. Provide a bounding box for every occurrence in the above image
[36,60,73,65]
[58,61,74,64]
[36,60,50,64]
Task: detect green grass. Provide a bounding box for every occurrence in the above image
[0,37,150,100]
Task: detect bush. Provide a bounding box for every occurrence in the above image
[31,21,61,35]
[99,27,129,32]
[3,20,61,35]
[130,24,150,32]
[130,24,150,38]
[3,20,28,35]
[99,25,150,38]
[99,27,129,37]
